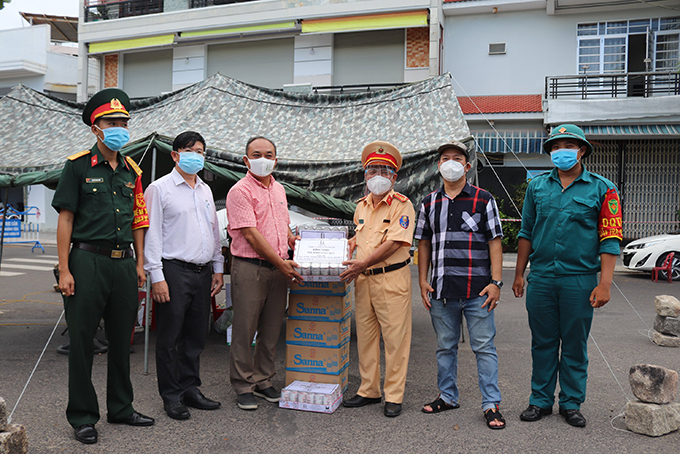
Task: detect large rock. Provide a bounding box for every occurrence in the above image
[629,364,678,404]
[652,331,680,348]
[654,315,680,337]
[0,397,6,432]
[625,401,680,437]
[655,295,680,317]
[0,424,28,454]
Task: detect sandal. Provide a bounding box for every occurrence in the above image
[421,397,460,414]
[484,405,506,430]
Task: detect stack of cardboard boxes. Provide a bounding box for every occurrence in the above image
[285,280,352,393]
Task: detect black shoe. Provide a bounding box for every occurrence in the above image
[559,408,586,427]
[108,411,155,426]
[384,402,402,417]
[253,387,280,403]
[343,395,382,408]
[519,404,552,421]
[185,391,221,410]
[237,393,258,411]
[164,401,190,420]
[74,424,97,444]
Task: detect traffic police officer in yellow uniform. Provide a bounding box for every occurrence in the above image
[53,88,155,444]
[341,141,415,417]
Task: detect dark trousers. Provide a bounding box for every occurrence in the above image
[229,258,287,395]
[64,247,138,428]
[155,259,212,403]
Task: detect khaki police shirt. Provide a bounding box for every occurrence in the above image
[354,189,415,268]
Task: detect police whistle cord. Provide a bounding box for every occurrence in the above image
[8,309,65,424]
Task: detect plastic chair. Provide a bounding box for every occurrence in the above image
[652,252,675,283]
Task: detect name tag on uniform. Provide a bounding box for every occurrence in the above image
[86,178,104,183]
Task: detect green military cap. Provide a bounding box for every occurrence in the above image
[543,124,593,158]
[82,88,131,126]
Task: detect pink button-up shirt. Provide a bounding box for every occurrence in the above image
[226,172,290,260]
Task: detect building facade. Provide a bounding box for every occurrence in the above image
[442,0,680,239]
[77,0,444,99]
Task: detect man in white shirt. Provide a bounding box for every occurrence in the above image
[144,131,224,420]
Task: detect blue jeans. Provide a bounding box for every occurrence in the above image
[429,295,501,411]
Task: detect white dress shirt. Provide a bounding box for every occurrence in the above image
[144,168,224,284]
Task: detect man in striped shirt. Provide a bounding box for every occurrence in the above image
[415,140,505,429]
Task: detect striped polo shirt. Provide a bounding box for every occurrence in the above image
[415,183,503,300]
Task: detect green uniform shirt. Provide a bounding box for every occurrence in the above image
[518,166,621,277]
[52,144,138,249]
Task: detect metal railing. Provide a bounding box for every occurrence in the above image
[545,71,680,100]
[84,0,261,22]
[311,83,406,95]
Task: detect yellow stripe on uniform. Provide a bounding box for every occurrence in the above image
[125,156,143,176]
[67,150,91,161]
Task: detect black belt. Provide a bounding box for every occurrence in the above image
[363,258,411,276]
[164,259,210,272]
[72,241,132,259]
[235,256,276,270]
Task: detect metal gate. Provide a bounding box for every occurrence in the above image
[589,139,680,239]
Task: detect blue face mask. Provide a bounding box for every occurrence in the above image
[551,149,579,171]
[177,152,205,175]
[96,126,129,152]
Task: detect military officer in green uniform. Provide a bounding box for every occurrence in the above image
[53,88,155,445]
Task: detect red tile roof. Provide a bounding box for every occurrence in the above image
[457,95,543,114]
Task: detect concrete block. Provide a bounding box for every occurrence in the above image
[0,424,28,454]
[655,295,680,317]
[654,315,680,337]
[629,364,678,404]
[0,397,6,432]
[652,331,680,348]
[625,401,680,437]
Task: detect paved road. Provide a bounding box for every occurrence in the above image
[1,243,679,453]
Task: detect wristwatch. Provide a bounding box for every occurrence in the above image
[491,279,503,289]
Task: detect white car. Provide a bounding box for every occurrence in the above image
[621,234,680,281]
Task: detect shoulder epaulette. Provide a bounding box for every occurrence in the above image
[393,192,409,203]
[125,156,143,176]
[67,150,91,161]
[355,195,368,203]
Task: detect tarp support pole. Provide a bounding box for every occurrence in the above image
[143,279,151,375]
[151,147,157,183]
[0,188,9,274]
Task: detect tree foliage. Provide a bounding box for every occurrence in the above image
[0,0,10,11]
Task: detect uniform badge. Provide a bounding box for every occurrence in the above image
[399,215,409,229]
[559,127,567,133]
[86,178,104,183]
[110,98,124,110]
[124,182,135,189]
[91,155,98,167]
[376,146,385,154]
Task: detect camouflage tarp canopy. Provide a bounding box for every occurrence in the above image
[0,73,471,217]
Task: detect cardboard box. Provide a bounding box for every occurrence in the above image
[285,365,349,393]
[289,280,351,296]
[286,317,351,348]
[279,381,343,414]
[286,342,349,374]
[287,289,352,322]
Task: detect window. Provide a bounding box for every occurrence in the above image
[577,17,680,74]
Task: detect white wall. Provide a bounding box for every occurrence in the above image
[0,25,50,68]
[443,8,679,97]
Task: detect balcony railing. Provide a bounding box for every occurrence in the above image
[84,0,261,23]
[545,72,680,100]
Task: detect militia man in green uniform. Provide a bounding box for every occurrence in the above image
[53,88,155,444]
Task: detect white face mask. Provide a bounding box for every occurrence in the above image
[439,160,466,182]
[247,157,275,177]
[366,175,393,196]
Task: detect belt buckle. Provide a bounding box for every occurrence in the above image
[110,250,124,259]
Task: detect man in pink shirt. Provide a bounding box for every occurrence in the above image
[226,136,302,411]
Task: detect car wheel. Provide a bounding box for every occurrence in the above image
[658,252,680,281]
